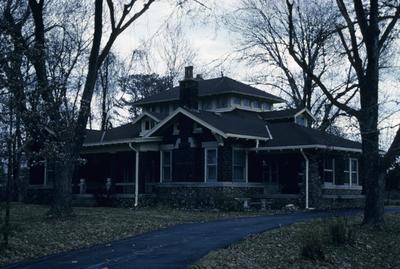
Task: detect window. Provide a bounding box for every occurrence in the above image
[202,100,213,110]
[252,101,261,109]
[233,149,246,181]
[205,148,217,181]
[143,119,155,131]
[344,158,359,185]
[173,122,180,135]
[261,102,270,111]
[216,97,228,108]
[232,97,241,105]
[144,120,150,130]
[351,159,358,185]
[295,115,308,127]
[193,122,202,133]
[242,99,250,107]
[160,105,169,114]
[161,151,172,182]
[323,157,335,184]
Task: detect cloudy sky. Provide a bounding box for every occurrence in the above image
[108,0,400,148]
[113,0,246,78]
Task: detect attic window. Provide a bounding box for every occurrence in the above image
[143,119,155,131]
[173,122,180,135]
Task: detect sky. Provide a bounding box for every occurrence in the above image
[113,0,244,77]
[108,0,400,149]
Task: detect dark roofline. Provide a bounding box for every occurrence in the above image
[133,76,285,106]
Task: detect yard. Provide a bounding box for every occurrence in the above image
[0,203,269,266]
[191,212,400,269]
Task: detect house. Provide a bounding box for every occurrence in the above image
[28,66,364,209]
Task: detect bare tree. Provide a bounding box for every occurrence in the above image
[95,52,120,131]
[285,0,400,227]
[1,0,156,217]
[229,0,358,131]
[158,22,197,85]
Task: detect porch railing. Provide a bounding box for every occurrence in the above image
[73,178,136,195]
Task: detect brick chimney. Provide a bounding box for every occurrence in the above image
[179,66,199,109]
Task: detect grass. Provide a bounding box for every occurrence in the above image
[191,213,400,269]
[0,203,271,266]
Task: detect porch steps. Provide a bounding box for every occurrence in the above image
[72,194,97,207]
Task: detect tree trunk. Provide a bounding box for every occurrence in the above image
[48,160,74,217]
[361,130,385,227]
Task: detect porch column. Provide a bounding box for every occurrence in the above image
[300,150,309,209]
[129,142,140,207]
[135,150,139,207]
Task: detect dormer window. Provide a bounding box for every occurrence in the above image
[143,119,155,131]
[242,99,250,107]
[295,115,308,127]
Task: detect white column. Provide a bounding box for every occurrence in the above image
[135,150,139,207]
[300,149,309,209]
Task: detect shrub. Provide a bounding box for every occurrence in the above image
[329,217,356,246]
[301,235,325,261]
[300,227,326,261]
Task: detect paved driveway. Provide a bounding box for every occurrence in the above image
[3,208,399,269]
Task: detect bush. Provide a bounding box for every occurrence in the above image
[329,217,356,246]
[300,226,326,261]
[301,235,325,261]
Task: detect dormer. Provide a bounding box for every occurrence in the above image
[260,108,316,128]
[132,66,284,114]
[294,109,315,127]
[131,112,165,136]
[200,94,274,112]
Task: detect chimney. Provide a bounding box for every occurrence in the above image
[184,66,193,80]
[179,66,199,110]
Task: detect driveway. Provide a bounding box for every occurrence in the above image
[3,208,399,269]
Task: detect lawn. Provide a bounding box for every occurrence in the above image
[191,212,400,269]
[0,203,269,266]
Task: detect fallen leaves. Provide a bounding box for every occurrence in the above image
[0,203,273,266]
[192,213,400,269]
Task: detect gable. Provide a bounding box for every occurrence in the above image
[145,108,272,141]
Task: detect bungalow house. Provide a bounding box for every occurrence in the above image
[28,66,364,209]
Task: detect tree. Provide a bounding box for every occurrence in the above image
[230,0,357,131]
[285,0,400,227]
[118,73,173,119]
[114,21,197,121]
[95,52,120,131]
[1,0,156,217]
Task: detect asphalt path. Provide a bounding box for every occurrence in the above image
[3,208,399,269]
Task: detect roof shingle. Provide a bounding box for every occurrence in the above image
[133,77,285,105]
